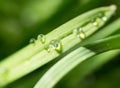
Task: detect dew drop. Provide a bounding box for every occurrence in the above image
[52,40,62,53]
[98,12,104,18]
[101,16,107,21]
[78,28,86,40]
[29,38,36,45]
[37,34,46,44]
[98,12,107,22]
[44,40,56,52]
[44,39,62,53]
[49,40,57,49]
[44,45,51,53]
[93,22,99,26]
[91,18,99,26]
[73,28,79,35]
[73,28,86,40]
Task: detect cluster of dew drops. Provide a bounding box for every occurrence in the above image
[29,34,63,53]
[29,12,107,53]
[29,30,87,53]
[91,12,107,26]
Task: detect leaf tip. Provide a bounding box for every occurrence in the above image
[110,5,117,11]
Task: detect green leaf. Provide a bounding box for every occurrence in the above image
[0,5,116,87]
[34,35,120,88]
[56,50,120,88]
[6,17,120,88]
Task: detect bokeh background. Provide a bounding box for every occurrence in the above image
[0,0,120,88]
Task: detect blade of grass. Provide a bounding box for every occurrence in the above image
[34,35,120,88]
[55,50,120,88]
[56,17,120,87]
[61,18,120,87]
[0,5,116,87]
[0,5,116,70]
[6,17,120,88]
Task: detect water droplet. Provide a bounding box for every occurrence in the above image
[101,16,107,21]
[98,13,107,22]
[98,12,104,18]
[73,28,86,40]
[73,28,79,35]
[44,45,51,53]
[44,39,62,53]
[91,18,99,26]
[78,28,86,40]
[37,34,46,44]
[50,40,62,52]
[29,38,36,45]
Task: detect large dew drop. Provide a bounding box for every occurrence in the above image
[37,34,46,44]
[78,28,86,40]
[51,40,62,53]
[73,28,79,35]
[91,18,99,27]
[101,16,107,21]
[44,39,62,53]
[73,28,86,40]
[98,12,107,22]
